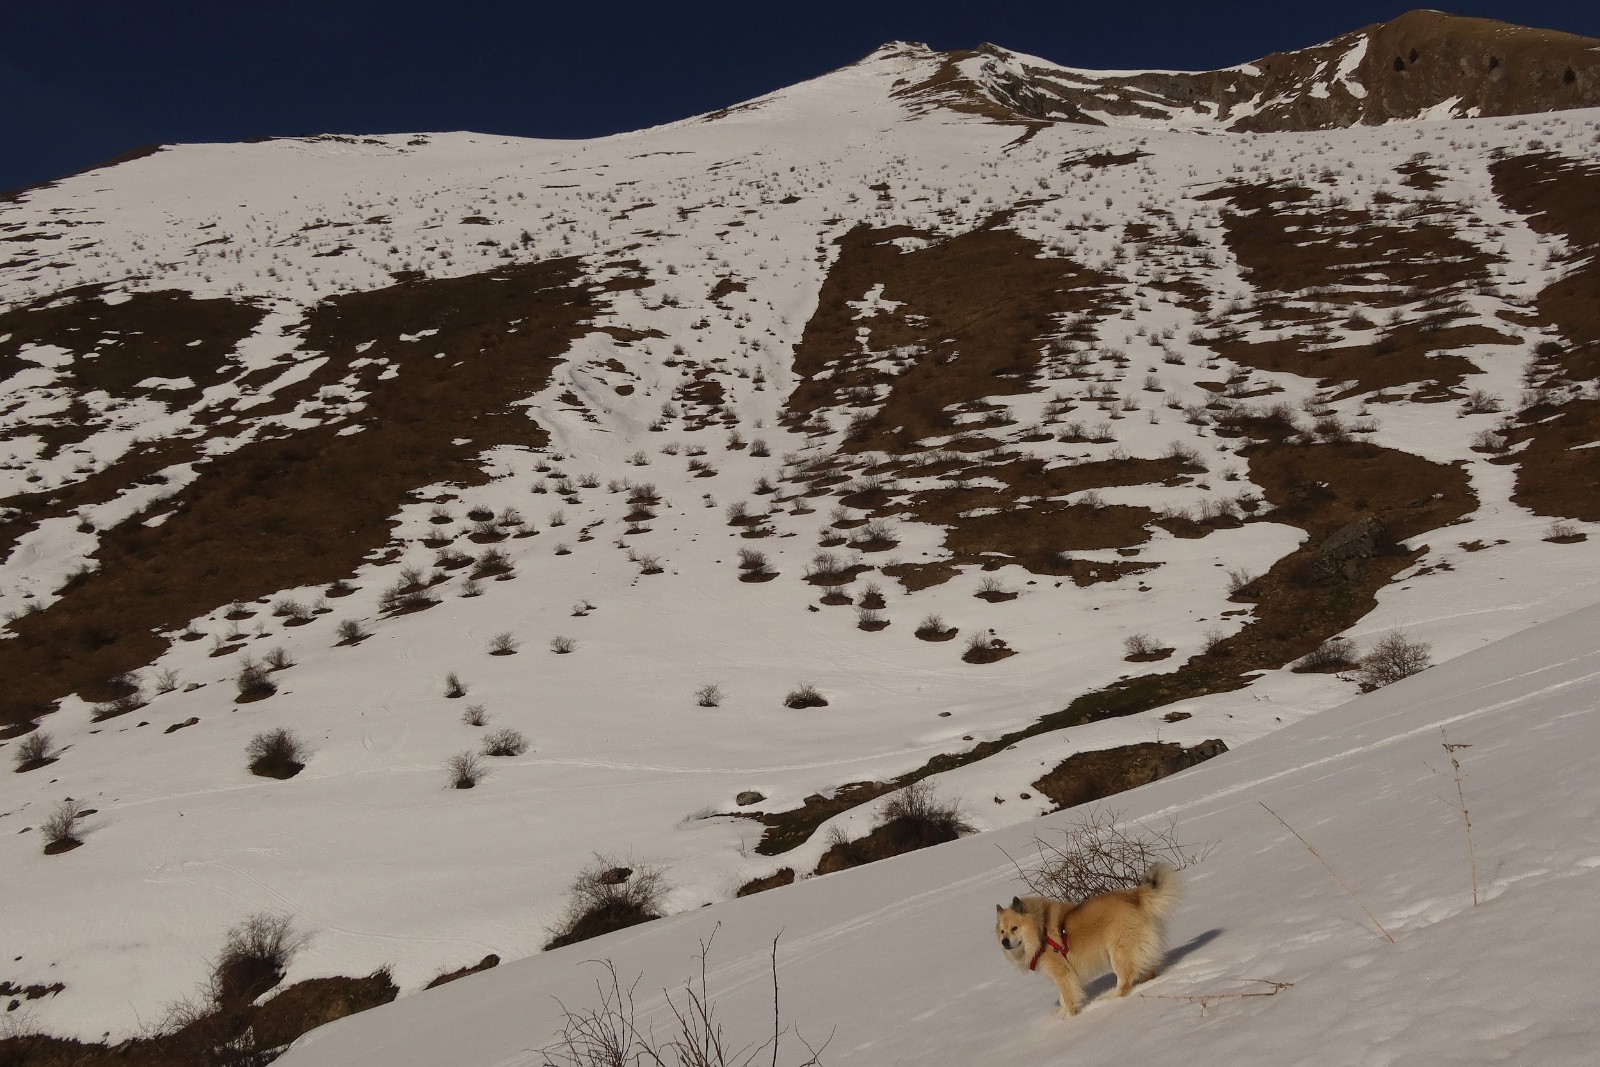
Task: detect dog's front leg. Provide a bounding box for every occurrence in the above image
[1044,958,1082,1018]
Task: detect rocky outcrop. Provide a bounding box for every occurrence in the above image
[1317,517,1388,581]
[1031,739,1228,812]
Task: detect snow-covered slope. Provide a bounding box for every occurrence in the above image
[3,12,1600,1053]
[278,599,1600,1066]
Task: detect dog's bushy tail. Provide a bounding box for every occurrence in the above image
[1138,861,1181,922]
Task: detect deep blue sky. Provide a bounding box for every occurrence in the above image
[4,1,1597,194]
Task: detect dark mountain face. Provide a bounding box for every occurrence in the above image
[897,10,1600,132]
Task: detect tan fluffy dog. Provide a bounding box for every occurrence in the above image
[995,863,1179,1017]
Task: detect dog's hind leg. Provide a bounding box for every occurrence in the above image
[1110,940,1144,998]
[1126,933,1165,989]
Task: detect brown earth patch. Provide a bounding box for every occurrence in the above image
[862,455,1196,585]
[1490,154,1600,521]
[0,969,397,1067]
[783,222,1116,453]
[424,953,501,989]
[0,259,617,725]
[1197,178,1502,395]
[750,438,1472,855]
[1031,740,1228,810]
[736,868,796,897]
[813,814,966,875]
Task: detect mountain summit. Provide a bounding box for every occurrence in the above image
[884,10,1600,131]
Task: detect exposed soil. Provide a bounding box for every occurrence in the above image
[0,259,621,725]
[424,954,501,990]
[1489,153,1600,521]
[813,811,970,875]
[0,970,396,1067]
[543,900,660,951]
[1031,739,1228,811]
[783,222,1116,454]
[751,438,1473,855]
[1197,178,1502,397]
[736,868,796,897]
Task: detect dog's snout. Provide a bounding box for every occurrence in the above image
[1001,937,1013,950]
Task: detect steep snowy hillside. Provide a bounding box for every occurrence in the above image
[2,10,1599,1055]
[277,597,1600,1067]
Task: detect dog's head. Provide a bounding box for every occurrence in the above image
[995,896,1033,968]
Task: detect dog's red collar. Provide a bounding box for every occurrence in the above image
[1027,926,1070,971]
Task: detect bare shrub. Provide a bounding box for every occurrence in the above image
[1294,635,1358,673]
[1469,429,1508,453]
[263,646,295,671]
[1225,568,1257,596]
[1460,389,1502,414]
[335,618,369,645]
[856,607,888,631]
[1122,633,1160,658]
[487,631,519,655]
[784,683,828,709]
[379,570,438,614]
[695,682,725,708]
[1544,520,1583,542]
[537,941,829,1067]
[235,658,277,702]
[544,856,669,950]
[1358,630,1432,690]
[878,780,972,848]
[212,912,307,1006]
[94,671,146,718]
[246,728,308,779]
[481,728,529,757]
[915,614,955,640]
[472,547,514,579]
[962,631,1012,663]
[14,730,57,771]
[446,750,486,789]
[736,547,768,572]
[444,671,468,698]
[1011,807,1208,901]
[462,703,489,727]
[852,520,896,549]
[975,575,1011,600]
[41,799,87,853]
[152,668,181,694]
[551,635,578,654]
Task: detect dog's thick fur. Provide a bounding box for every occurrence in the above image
[995,863,1179,1017]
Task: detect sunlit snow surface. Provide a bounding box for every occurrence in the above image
[281,602,1600,1066]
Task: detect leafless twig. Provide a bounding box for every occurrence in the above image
[1139,977,1294,1015]
[1440,728,1479,907]
[1260,802,1395,944]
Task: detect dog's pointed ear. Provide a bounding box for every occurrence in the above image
[1011,896,1024,912]
[996,903,1004,913]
